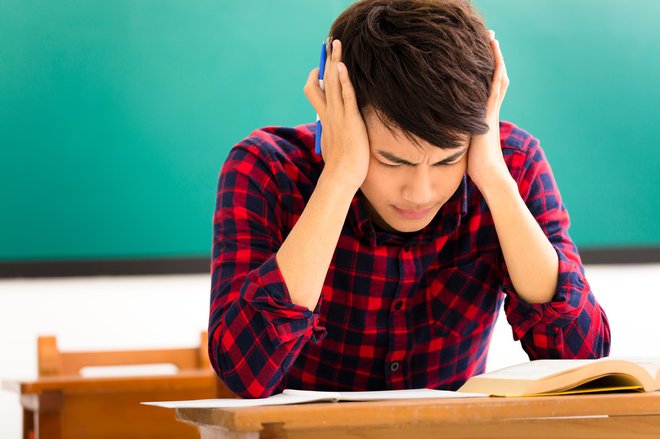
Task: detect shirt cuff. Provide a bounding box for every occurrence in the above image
[504,248,587,341]
[240,254,327,344]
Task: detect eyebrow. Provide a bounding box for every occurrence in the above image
[376,148,467,166]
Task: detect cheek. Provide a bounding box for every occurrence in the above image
[361,167,396,201]
[440,165,467,194]
[449,161,468,181]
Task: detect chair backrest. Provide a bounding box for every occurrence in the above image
[37,331,211,377]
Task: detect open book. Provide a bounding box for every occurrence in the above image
[458,357,660,397]
[143,388,487,409]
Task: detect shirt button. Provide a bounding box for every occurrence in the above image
[394,300,403,311]
[390,362,400,372]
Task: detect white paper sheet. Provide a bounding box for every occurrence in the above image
[143,387,487,409]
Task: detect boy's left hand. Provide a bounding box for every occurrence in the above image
[467,31,511,191]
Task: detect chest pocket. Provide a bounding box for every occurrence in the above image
[427,254,501,337]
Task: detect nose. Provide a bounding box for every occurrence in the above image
[401,167,435,208]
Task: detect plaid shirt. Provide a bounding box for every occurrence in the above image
[209,121,610,398]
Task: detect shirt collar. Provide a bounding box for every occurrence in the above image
[348,174,468,247]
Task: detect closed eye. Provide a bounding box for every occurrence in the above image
[434,161,461,167]
[380,161,461,168]
[376,148,467,168]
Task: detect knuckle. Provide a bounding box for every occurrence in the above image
[342,88,353,100]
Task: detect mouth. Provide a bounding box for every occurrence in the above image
[392,205,434,220]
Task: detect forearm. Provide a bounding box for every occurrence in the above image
[276,171,356,310]
[210,171,341,398]
[481,175,559,304]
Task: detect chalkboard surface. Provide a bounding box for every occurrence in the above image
[1,0,658,262]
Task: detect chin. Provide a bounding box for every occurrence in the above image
[386,217,433,233]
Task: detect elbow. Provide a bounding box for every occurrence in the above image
[595,306,612,358]
[212,365,278,399]
[208,334,277,400]
[232,383,278,399]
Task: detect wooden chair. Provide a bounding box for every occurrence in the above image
[3,331,234,439]
[37,332,213,377]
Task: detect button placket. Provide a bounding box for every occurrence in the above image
[385,244,416,388]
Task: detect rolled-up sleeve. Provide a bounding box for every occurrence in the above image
[208,144,326,399]
[501,135,611,360]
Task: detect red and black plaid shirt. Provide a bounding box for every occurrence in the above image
[208,121,610,398]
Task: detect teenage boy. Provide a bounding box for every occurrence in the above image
[209,0,610,398]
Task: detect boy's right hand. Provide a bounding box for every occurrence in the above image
[304,39,371,193]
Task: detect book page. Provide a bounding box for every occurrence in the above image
[143,388,489,409]
[477,359,597,381]
[284,388,487,401]
[142,391,333,409]
[459,357,660,396]
[608,357,660,382]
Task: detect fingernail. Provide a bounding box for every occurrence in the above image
[333,39,339,49]
[489,30,495,40]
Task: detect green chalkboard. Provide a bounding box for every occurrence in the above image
[475,0,660,250]
[1,0,658,262]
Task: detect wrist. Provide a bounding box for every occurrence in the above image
[477,172,518,204]
[317,170,361,206]
[319,168,362,196]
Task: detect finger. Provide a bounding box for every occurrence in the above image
[486,40,501,106]
[326,39,345,113]
[304,67,327,119]
[486,39,505,108]
[337,62,360,116]
[494,39,509,101]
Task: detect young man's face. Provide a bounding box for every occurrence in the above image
[359,113,469,233]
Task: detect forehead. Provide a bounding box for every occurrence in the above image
[363,111,467,155]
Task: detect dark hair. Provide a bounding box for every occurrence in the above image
[329,0,494,149]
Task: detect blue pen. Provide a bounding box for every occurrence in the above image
[315,40,328,155]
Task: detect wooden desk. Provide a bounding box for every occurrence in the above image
[174,392,660,439]
[3,370,232,439]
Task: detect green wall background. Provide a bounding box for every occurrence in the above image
[1,0,658,262]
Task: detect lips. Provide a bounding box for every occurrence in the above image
[393,205,433,219]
